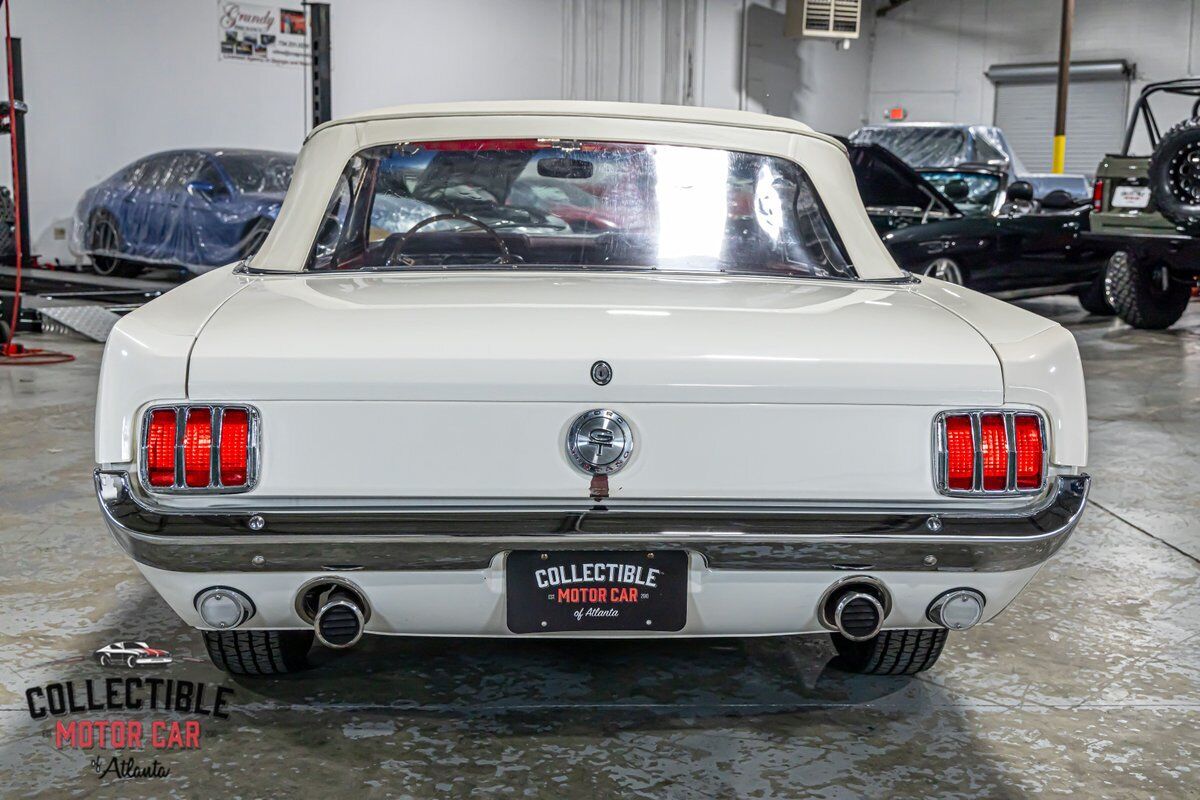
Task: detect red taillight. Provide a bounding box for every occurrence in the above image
[219,409,249,487]
[183,408,213,487]
[944,414,975,491]
[1014,414,1044,489]
[143,405,256,491]
[939,411,1046,495]
[1092,179,1104,212]
[145,409,177,487]
[979,414,1009,491]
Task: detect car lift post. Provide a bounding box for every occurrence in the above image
[1051,0,1074,174]
[307,3,331,129]
[8,36,25,266]
[2,0,26,355]
[0,0,72,365]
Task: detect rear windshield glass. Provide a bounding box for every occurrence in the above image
[919,170,1004,216]
[306,139,855,279]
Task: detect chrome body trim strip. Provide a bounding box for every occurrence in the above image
[96,470,1090,574]
[233,263,922,286]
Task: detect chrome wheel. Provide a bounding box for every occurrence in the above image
[89,217,122,276]
[924,258,964,285]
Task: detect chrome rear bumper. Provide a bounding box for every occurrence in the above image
[95,470,1089,574]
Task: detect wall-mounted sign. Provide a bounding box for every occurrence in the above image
[218,1,310,67]
[884,106,907,121]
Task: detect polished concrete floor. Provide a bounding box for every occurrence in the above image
[1,297,1197,798]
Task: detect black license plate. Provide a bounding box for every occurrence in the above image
[505,550,688,633]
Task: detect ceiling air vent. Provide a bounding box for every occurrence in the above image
[791,0,861,39]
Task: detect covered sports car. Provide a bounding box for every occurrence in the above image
[850,123,1090,202]
[72,148,295,277]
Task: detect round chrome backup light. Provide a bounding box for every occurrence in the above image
[927,589,985,631]
[195,587,254,629]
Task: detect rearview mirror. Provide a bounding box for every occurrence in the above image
[537,157,593,179]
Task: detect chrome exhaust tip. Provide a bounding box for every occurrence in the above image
[819,578,889,641]
[314,588,366,649]
[927,589,985,631]
[296,579,370,649]
[831,591,885,641]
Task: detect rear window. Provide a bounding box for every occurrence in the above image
[307,139,855,279]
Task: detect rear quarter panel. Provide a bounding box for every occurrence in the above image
[95,265,248,464]
[913,278,1087,467]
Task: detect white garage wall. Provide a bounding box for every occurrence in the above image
[0,1,307,263]
[867,0,1200,137]
[332,0,567,114]
[1,0,575,264]
[698,0,875,133]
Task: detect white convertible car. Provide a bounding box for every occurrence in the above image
[95,101,1089,677]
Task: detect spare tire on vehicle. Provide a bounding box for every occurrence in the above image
[1104,249,1193,329]
[1149,117,1200,234]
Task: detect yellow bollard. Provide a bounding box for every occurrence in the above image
[1051,135,1067,174]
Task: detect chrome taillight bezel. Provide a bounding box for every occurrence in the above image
[139,404,261,494]
[933,409,1048,497]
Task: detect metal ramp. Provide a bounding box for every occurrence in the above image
[37,304,122,343]
[0,265,174,343]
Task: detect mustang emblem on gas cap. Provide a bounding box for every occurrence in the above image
[566,409,634,474]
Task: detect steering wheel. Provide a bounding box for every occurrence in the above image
[384,212,514,267]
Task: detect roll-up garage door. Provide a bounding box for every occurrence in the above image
[988,61,1132,176]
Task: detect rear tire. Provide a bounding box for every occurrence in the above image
[1105,249,1193,329]
[1078,267,1116,316]
[203,629,313,676]
[830,628,948,675]
[88,213,143,278]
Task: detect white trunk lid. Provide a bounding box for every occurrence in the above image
[188,272,1001,406]
[185,272,1001,502]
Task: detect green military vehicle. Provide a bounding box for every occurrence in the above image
[1091,78,1200,328]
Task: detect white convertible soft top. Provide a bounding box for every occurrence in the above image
[251,100,901,279]
[308,100,840,146]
